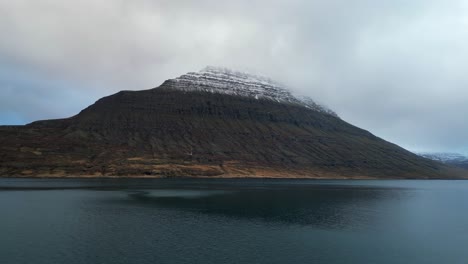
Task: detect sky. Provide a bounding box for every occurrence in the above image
[1,0,468,154]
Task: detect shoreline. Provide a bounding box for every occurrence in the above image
[0,175,464,180]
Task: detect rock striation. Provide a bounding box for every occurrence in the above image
[166,66,337,116]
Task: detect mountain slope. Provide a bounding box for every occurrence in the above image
[0,67,461,178]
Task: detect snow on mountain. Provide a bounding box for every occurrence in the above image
[295,95,338,117]
[165,66,337,116]
[418,152,468,163]
[418,152,468,169]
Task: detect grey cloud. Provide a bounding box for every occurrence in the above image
[1,0,468,153]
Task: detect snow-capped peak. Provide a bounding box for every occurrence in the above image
[164,66,337,116]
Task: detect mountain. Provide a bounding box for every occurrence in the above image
[418,152,468,170]
[0,67,463,178]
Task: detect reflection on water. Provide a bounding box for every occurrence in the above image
[129,189,231,198]
[124,186,399,229]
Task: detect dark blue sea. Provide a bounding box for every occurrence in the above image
[1,179,468,264]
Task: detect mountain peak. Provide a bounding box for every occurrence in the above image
[165,66,337,116]
[0,66,458,178]
[169,66,291,100]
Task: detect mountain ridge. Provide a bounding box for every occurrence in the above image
[418,152,468,170]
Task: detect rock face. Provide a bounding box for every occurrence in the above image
[0,67,462,178]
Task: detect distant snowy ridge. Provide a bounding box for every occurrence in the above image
[418,152,468,169]
[164,66,337,117]
[418,152,468,163]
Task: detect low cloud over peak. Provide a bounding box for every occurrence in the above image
[1,0,468,153]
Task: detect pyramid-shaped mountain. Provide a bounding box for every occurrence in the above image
[0,67,460,178]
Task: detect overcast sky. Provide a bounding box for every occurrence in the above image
[1,0,468,153]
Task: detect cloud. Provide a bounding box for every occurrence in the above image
[1,0,468,152]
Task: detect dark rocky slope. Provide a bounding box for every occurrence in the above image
[0,68,463,178]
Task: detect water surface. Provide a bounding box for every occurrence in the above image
[1,179,467,264]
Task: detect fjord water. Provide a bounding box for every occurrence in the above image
[1,179,468,264]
